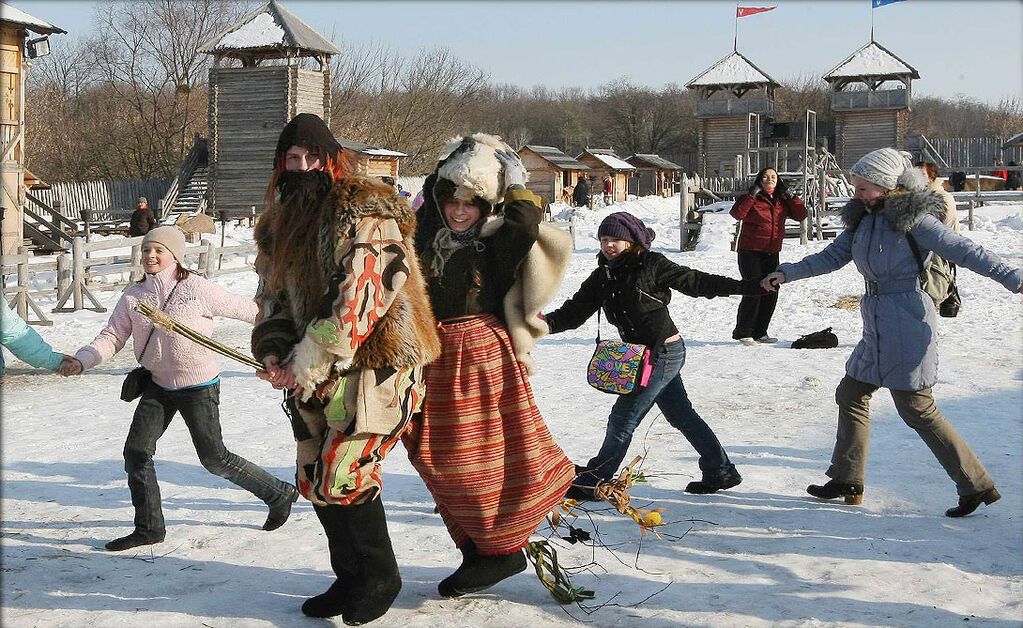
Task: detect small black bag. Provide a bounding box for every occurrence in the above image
[791,327,838,349]
[120,366,152,402]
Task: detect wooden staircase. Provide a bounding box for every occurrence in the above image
[23,191,78,253]
[159,135,209,217]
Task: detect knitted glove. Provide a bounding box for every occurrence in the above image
[496,149,527,191]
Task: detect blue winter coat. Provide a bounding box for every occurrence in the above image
[778,190,1022,391]
[1,298,63,374]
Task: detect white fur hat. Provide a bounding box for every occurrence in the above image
[850,148,928,192]
[435,133,527,206]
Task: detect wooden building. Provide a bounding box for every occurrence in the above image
[625,154,682,197]
[823,40,918,168]
[198,0,339,215]
[1,3,64,255]
[517,145,589,206]
[337,137,406,180]
[686,51,778,178]
[576,149,635,204]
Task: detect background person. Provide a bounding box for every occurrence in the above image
[762,148,1023,517]
[128,196,158,237]
[729,166,807,345]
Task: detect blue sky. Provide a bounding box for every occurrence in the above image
[10,0,1023,104]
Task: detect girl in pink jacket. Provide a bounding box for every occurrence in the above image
[64,227,298,551]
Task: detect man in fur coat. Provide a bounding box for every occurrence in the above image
[252,113,440,625]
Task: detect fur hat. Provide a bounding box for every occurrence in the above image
[598,212,656,248]
[275,113,342,167]
[142,226,186,262]
[435,133,526,206]
[850,148,928,192]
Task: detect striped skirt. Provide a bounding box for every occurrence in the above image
[403,314,574,555]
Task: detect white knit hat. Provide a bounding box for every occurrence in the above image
[142,226,186,262]
[850,148,928,191]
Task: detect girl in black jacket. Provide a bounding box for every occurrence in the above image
[544,212,761,498]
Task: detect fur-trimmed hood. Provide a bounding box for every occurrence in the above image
[840,189,947,233]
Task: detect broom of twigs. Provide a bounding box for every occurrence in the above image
[135,301,265,372]
[565,456,666,536]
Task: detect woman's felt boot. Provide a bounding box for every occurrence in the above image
[338,497,401,626]
[301,503,357,618]
[437,542,527,598]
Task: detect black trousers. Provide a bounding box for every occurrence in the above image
[732,250,779,340]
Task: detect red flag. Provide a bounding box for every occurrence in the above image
[737,6,777,18]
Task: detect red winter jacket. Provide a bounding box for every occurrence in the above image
[730,191,808,253]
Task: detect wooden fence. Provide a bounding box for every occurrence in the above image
[2,236,257,321]
[30,179,171,221]
[918,137,1023,169]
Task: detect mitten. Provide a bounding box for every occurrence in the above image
[496,149,527,191]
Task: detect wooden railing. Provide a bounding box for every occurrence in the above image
[1,248,56,325]
[159,135,208,218]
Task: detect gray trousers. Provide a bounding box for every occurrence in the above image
[826,375,994,496]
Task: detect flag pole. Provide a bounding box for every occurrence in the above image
[870,2,875,41]
[734,2,739,51]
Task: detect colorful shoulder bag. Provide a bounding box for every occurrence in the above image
[586,310,653,395]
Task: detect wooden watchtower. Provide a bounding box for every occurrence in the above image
[686,51,778,178]
[823,40,919,168]
[197,0,339,216]
[1,3,64,255]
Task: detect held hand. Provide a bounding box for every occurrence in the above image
[58,355,83,376]
[495,150,527,190]
[260,355,294,389]
[761,272,786,292]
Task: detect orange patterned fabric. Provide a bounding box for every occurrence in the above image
[403,314,574,555]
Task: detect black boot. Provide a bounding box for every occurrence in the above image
[105,529,165,551]
[437,542,527,598]
[339,497,402,626]
[301,504,357,618]
[685,467,743,494]
[946,487,1001,518]
[807,479,864,504]
[263,484,300,531]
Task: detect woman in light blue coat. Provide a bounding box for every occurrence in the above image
[1,298,66,374]
[763,148,1023,518]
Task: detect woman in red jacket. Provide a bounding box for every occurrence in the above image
[729,167,807,345]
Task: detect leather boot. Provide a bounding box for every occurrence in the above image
[437,541,527,598]
[339,497,402,626]
[301,504,357,618]
[263,484,300,532]
[806,479,864,505]
[685,467,743,494]
[945,487,1000,518]
[105,529,165,551]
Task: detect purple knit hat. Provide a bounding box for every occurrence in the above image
[597,212,655,248]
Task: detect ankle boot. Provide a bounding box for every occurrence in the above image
[105,529,165,552]
[263,484,300,532]
[301,504,357,618]
[685,467,742,495]
[437,544,527,598]
[946,487,1000,518]
[339,497,401,626]
[807,479,864,505]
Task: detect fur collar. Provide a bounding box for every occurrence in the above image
[839,189,947,232]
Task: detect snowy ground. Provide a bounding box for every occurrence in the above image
[3,197,1022,627]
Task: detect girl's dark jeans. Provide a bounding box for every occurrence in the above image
[122,381,293,536]
[577,339,735,488]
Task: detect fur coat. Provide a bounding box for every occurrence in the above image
[253,174,440,434]
[779,189,1022,391]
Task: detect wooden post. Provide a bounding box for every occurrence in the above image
[679,173,690,252]
[72,236,84,311]
[56,253,70,304]
[16,247,28,320]
[968,199,975,231]
[817,167,826,240]
[129,241,143,282]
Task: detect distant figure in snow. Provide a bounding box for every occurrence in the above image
[61,226,298,551]
[572,175,590,208]
[1006,161,1021,191]
[762,148,1023,517]
[128,196,158,237]
[602,174,613,206]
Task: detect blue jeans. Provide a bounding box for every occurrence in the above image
[122,381,294,536]
[578,339,735,487]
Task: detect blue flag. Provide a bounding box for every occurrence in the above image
[872,0,906,7]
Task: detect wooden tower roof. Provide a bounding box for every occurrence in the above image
[0,2,66,34]
[686,51,778,90]
[198,0,339,58]
[824,40,919,83]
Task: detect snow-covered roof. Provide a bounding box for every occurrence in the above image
[579,149,635,171]
[626,154,682,170]
[522,145,589,170]
[824,41,919,80]
[198,0,339,56]
[337,137,406,158]
[686,51,777,88]
[0,2,66,34]
[1001,131,1023,149]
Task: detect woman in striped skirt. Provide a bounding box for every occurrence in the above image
[407,133,575,598]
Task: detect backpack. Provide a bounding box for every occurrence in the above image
[906,233,960,318]
[791,327,839,349]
